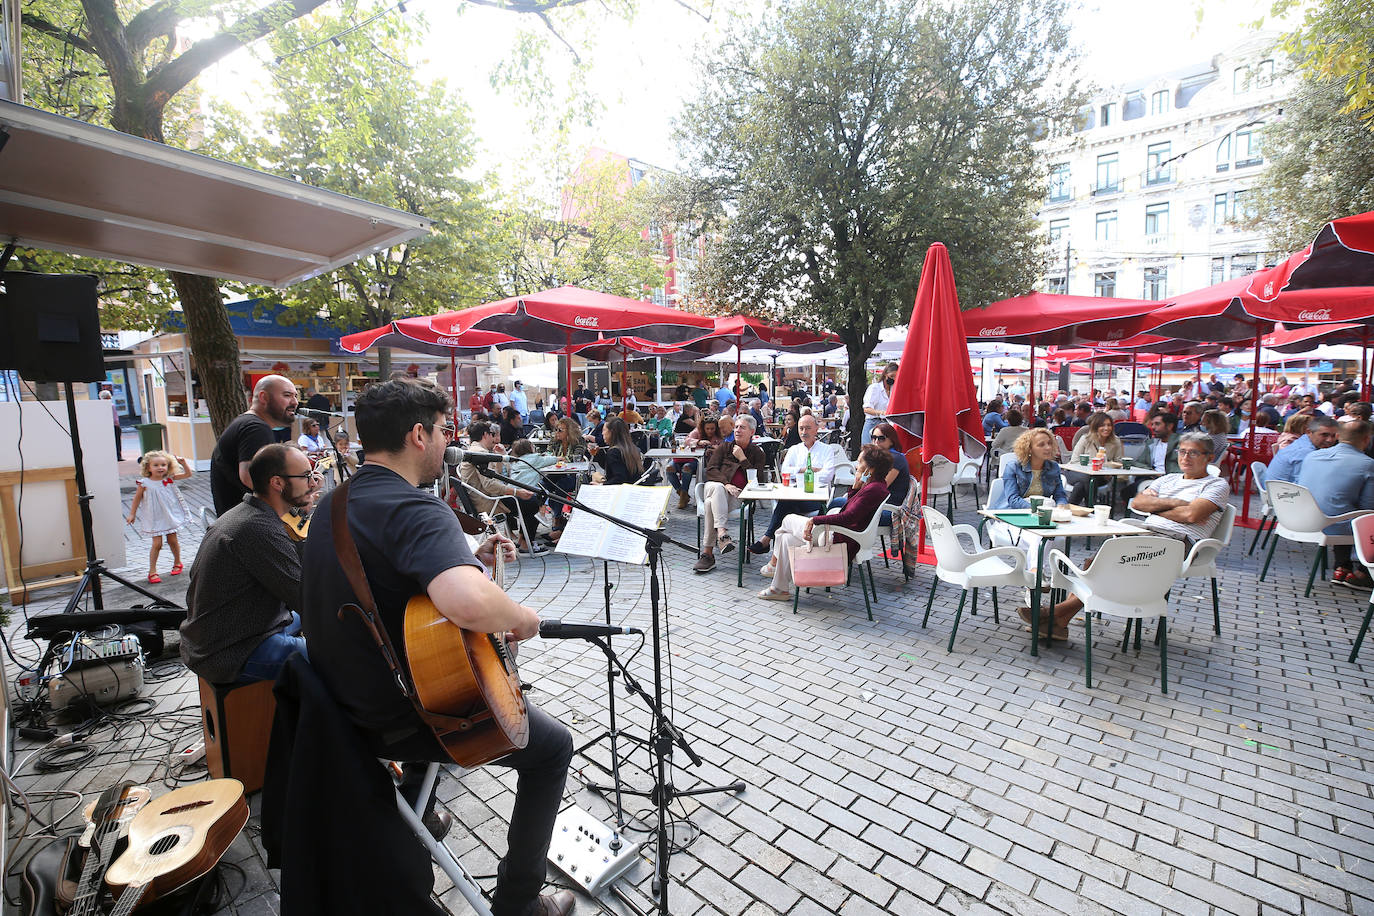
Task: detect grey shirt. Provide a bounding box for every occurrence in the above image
[181,494,300,683]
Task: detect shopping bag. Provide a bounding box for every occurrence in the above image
[790,529,848,587]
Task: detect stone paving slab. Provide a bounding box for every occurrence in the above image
[2,469,1372,915]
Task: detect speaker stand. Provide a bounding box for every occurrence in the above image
[60,381,179,613]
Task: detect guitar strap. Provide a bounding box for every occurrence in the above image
[330,481,490,737]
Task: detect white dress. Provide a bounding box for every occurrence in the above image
[134,477,188,537]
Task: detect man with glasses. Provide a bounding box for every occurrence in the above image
[302,379,575,916]
[747,414,839,557]
[1028,433,1229,639]
[182,444,318,684]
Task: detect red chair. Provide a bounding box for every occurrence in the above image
[1050,425,1077,454]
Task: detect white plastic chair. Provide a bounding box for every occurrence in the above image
[1349,513,1374,663]
[922,507,1029,653]
[1247,461,1274,555]
[1047,536,1185,694]
[1259,480,1374,597]
[925,455,958,514]
[792,505,887,620]
[1177,503,1237,634]
[952,452,982,503]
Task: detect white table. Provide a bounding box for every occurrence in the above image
[978,508,1143,655]
[736,482,832,587]
[1060,463,1163,504]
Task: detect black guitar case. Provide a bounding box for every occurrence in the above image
[21,836,218,916]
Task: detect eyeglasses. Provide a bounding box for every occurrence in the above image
[871,434,886,441]
[436,422,457,442]
[277,472,315,481]
[1177,449,1208,457]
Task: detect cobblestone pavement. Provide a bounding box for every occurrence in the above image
[4,466,1373,916]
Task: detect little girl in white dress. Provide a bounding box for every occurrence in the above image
[126,450,192,583]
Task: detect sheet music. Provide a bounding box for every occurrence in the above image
[555,485,671,566]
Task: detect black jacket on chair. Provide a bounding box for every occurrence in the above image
[261,654,444,916]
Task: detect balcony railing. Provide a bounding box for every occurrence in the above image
[1092,183,1121,196]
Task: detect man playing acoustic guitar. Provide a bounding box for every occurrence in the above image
[302,379,575,916]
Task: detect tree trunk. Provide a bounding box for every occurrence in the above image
[377,347,392,381]
[170,271,244,434]
[846,347,870,459]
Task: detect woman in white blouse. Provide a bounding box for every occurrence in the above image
[861,362,899,444]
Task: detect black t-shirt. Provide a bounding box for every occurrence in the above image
[210,413,274,515]
[302,465,480,737]
[306,393,332,412]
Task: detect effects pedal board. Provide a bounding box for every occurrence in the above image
[546,804,640,896]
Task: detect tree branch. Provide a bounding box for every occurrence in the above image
[22,13,99,56]
[125,0,183,53]
[144,0,332,107]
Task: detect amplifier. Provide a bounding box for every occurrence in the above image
[46,658,143,708]
[546,805,641,896]
[46,633,142,676]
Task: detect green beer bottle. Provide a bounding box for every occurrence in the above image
[804,453,815,493]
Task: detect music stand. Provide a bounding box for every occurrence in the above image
[469,461,743,915]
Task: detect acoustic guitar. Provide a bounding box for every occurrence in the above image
[103,778,248,914]
[402,512,529,768]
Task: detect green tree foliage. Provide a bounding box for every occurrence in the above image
[216,6,500,376]
[1272,0,1374,128]
[1249,75,1374,251]
[490,154,665,298]
[672,0,1080,446]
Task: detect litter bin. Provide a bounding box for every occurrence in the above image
[136,423,166,453]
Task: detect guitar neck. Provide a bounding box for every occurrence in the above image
[106,881,148,916]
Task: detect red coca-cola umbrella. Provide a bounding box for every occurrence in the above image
[1243,210,1374,311]
[965,292,1158,407]
[887,244,985,560]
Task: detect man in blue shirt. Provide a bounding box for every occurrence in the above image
[1267,414,1338,483]
[1298,419,1374,586]
[715,382,735,410]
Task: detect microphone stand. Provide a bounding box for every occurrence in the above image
[469,460,744,916]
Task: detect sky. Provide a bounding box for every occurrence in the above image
[197,0,1285,177]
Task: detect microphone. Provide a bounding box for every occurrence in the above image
[538,621,642,640]
[298,407,345,424]
[444,447,504,467]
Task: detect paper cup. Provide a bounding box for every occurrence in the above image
[1093,504,1110,523]
[1036,505,1053,525]
[1079,455,1090,466]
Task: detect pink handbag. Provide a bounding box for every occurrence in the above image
[790,529,848,587]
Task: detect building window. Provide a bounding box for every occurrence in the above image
[1256,59,1275,86]
[1231,254,1258,279]
[1145,202,1169,237]
[1233,66,1250,93]
[1101,102,1116,126]
[1048,162,1070,201]
[1048,218,1069,244]
[1150,90,1169,115]
[1214,192,1231,226]
[1211,257,1226,285]
[1146,142,1172,185]
[1045,276,1067,295]
[1095,210,1118,242]
[1234,128,1262,167]
[651,287,667,307]
[1095,153,1120,194]
[1094,272,1117,297]
[1215,134,1231,172]
[1143,267,1168,300]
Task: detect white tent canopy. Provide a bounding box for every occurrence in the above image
[0,100,429,286]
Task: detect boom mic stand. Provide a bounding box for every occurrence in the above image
[470,460,744,916]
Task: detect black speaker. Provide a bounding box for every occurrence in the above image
[0,272,105,383]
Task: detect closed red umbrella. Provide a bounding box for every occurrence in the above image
[886,244,984,559]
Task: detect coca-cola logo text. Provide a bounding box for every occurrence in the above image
[574,316,600,327]
[978,327,1008,337]
[1297,309,1331,321]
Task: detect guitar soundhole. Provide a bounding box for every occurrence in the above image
[150,834,181,856]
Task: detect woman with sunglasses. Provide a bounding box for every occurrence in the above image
[825,422,910,524]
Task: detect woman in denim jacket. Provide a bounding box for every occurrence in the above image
[991,428,1068,509]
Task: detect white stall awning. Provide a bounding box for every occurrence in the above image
[0,100,430,287]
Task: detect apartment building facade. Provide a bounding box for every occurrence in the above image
[1036,34,1291,302]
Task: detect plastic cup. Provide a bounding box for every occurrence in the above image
[781,471,791,487]
[1093,504,1110,523]
[1091,457,1104,471]
[746,469,758,486]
